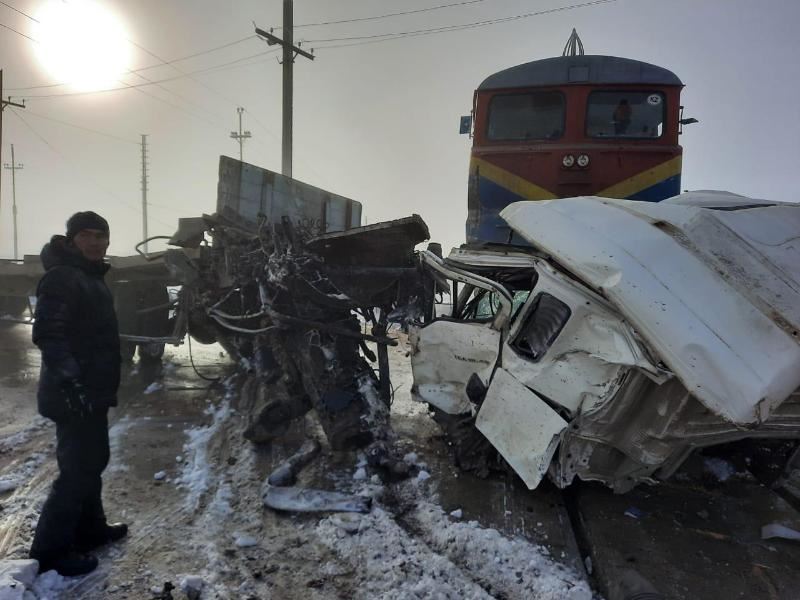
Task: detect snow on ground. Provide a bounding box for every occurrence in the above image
[0,334,593,599]
[316,479,591,600]
[107,415,134,473]
[0,418,51,454]
[173,387,234,509]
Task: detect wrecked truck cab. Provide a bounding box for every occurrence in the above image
[410,193,800,492]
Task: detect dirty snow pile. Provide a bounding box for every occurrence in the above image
[107,415,134,473]
[0,559,71,600]
[316,482,592,600]
[0,418,51,454]
[174,394,234,508]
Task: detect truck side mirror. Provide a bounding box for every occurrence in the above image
[459,115,473,135]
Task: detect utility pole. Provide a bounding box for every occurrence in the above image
[255,1,315,179]
[140,134,149,252]
[3,144,23,260]
[229,107,252,162]
[0,70,26,222]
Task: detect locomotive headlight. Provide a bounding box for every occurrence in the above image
[562,154,575,168]
[577,154,590,168]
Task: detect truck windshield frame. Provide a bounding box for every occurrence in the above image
[486,91,566,142]
[586,90,666,139]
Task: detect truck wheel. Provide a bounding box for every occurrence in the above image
[138,342,165,363]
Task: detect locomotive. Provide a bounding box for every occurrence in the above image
[464,30,696,245]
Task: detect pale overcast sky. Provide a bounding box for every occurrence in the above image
[1,0,798,258]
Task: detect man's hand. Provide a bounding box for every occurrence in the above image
[62,380,93,418]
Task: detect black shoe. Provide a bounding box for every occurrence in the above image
[76,522,129,552]
[38,551,98,577]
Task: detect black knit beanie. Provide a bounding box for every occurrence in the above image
[65,211,109,241]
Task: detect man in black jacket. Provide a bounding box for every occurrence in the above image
[29,212,128,576]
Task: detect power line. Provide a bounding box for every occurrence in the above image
[6,36,259,92]
[0,0,243,121]
[0,0,35,22]
[0,19,34,41]
[21,109,139,145]
[287,0,493,29]
[307,0,618,45]
[17,48,280,100]
[9,107,174,229]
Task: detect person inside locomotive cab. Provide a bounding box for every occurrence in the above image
[613,99,632,134]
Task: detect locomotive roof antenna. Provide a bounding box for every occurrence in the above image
[562,28,585,56]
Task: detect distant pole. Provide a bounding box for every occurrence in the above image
[254,2,315,179]
[141,134,149,252]
[0,70,26,229]
[229,107,252,162]
[283,0,293,178]
[3,144,23,260]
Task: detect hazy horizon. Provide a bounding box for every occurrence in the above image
[1,0,798,258]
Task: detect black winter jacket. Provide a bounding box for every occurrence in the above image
[33,236,121,421]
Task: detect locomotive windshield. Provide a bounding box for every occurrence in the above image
[586,91,665,138]
[487,91,565,141]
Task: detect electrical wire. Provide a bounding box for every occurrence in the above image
[187,333,222,382]
[6,36,259,92]
[0,19,34,41]
[17,48,280,100]
[307,0,618,46]
[0,0,237,123]
[21,109,139,145]
[9,107,175,230]
[0,0,33,21]
[282,0,493,29]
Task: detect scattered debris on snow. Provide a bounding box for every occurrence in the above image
[264,486,372,514]
[317,483,592,600]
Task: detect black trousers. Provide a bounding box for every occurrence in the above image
[30,410,110,559]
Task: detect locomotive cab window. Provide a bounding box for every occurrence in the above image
[487,91,565,141]
[586,91,665,139]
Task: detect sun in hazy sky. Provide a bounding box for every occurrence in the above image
[33,0,131,91]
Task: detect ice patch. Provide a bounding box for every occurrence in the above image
[144,381,164,395]
[403,452,419,465]
[233,534,258,548]
[31,570,68,599]
[0,418,50,453]
[704,457,736,481]
[174,400,232,508]
[208,482,234,517]
[352,467,367,481]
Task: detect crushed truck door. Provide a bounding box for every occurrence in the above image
[409,251,512,415]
